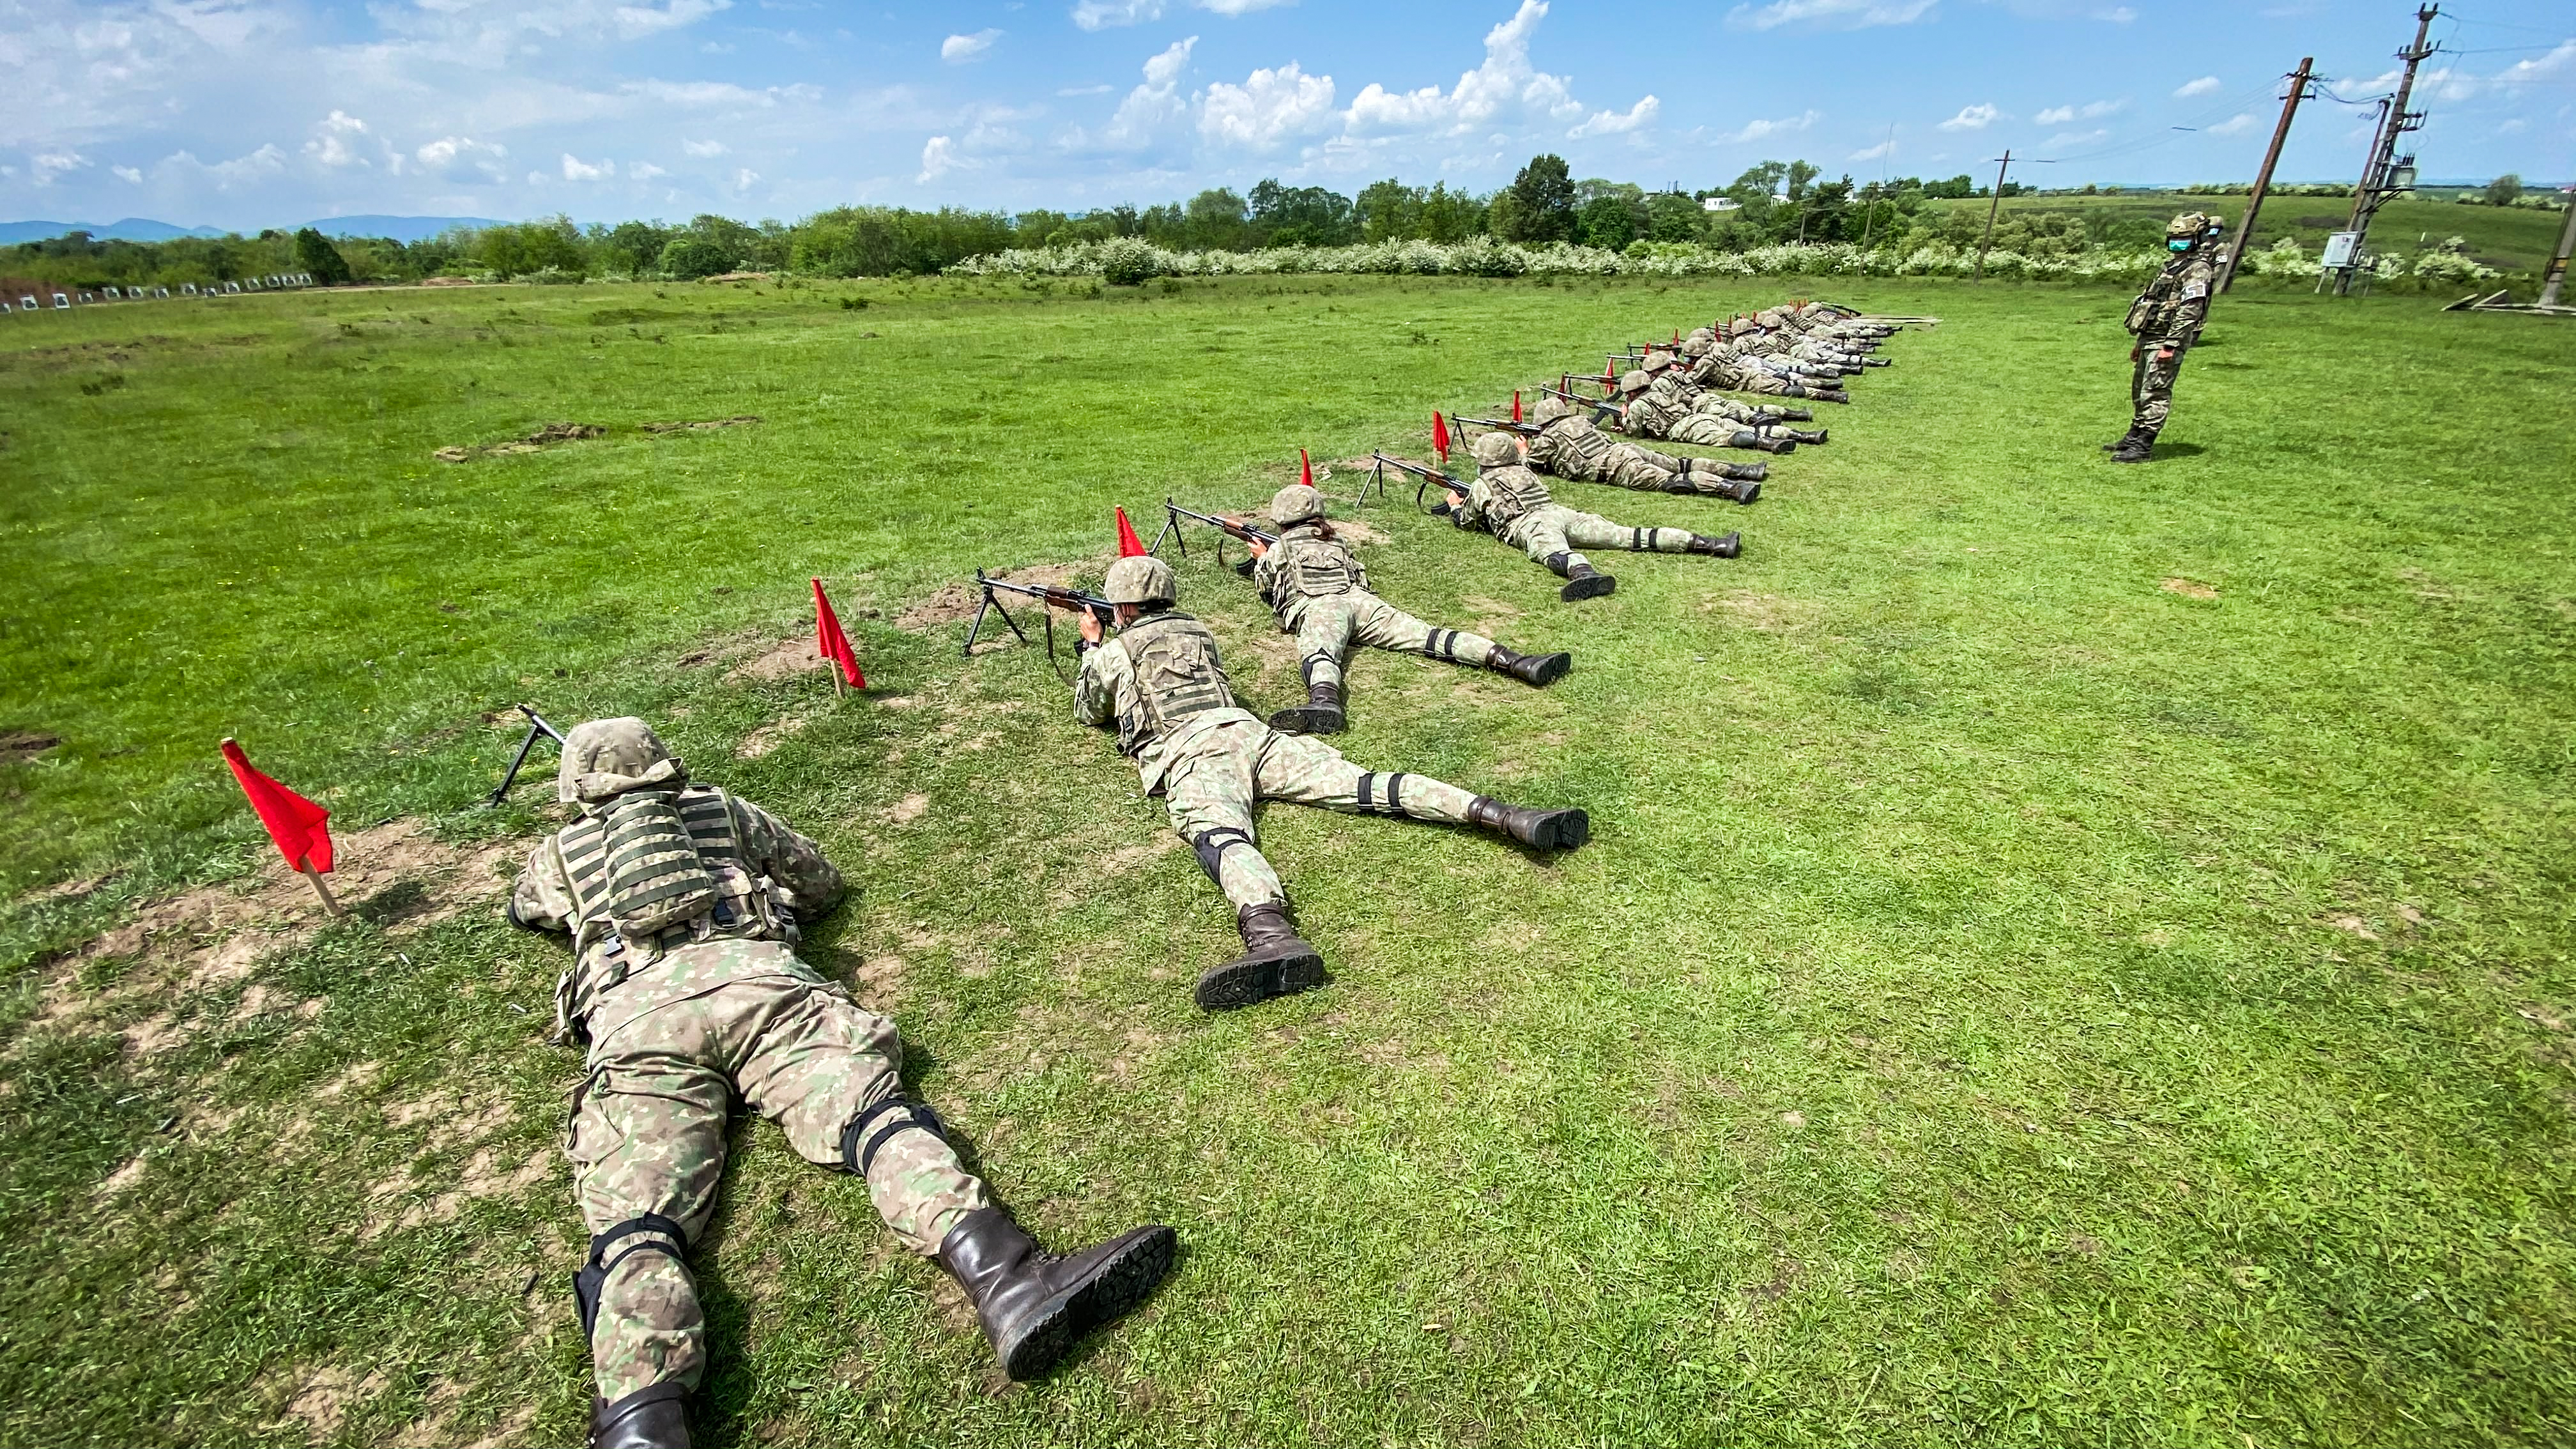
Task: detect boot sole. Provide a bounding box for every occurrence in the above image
[1266,708,1346,735]
[1534,808,1591,850]
[1524,653,1573,687]
[1560,574,1616,602]
[1194,946,1327,1011]
[996,1225,1179,1381]
[1735,483,1761,505]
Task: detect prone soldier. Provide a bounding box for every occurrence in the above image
[1446,431,1739,601]
[2109,211,2223,463]
[1616,361,1830,452]
[1678,330,1849,402]
[1248,483,1572,735]
[1071,556,1590,1010]
[510,720,1174,1448]
[1523,394,1765,503]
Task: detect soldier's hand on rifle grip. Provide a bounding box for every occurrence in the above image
[1246,539,1268,558]
[1444,489,1467,510]
[1078,609,1106,645]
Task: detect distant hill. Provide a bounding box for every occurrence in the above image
[1,215,510,246]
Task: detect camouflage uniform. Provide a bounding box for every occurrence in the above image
[1447,433,1738,600]
[1254,521,1496,699]
[513,720,1172,1446]
[2113,212,2221,460]
[1524,403,1760,496]
[1619,388,1773,450]
[1070,556,1586,1008]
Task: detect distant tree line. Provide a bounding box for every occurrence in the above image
[0,152,2081,291]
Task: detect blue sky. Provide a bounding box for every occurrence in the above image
[1,0,2569,229]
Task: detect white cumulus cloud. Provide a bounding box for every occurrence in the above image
[303,111,373,169]
[942,29,1001,62]
[1568,95,1659,139]
[1201,61,1337,149]
[2174,75,2221,97]
[112,165,144,183]
[1722,109,1821,144]
[614,0,732,39]
[1938,102,2002,131]
[1343,1,1583,137]
[631,160,668,180]
[1091,35,1198,148]
[415,136,510,184]
[1727,0,1936,32]
[682,139,728,157]
[2207,112,2261,136]
[31,150,91,185]
[1849,136,1896,161]
[562,153,615,180]
[918,135,963,181]
[2034,98,2124,126]
[1073,0,1166,28]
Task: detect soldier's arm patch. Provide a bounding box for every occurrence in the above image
[2181,280,2207,300]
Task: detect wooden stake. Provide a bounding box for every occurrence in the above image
[298,859,343,917]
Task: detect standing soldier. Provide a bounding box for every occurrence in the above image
[1523,394,1765,503]
[1446,431,1739,601]
[1248,483,1572,735]
[510,719,1175,1449]
[1072,556,1590,1011]
[2110,211,2223,463]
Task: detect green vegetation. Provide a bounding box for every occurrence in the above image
[1926,190,2575,279]
[3,273,2572,1445]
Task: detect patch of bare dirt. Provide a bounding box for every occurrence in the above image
[725,638,827,682]
[896,562,1091,633]
[641,415,762,433]
[737,716,809,759]
[1,729,60,762]
[433,422,606,463]
[282,1366,387,1440]
[885,792,930,824]
[675,628,767,670]
[1699,590,1817,631]
[2161,578,2219,601]
[24,820,530,1060]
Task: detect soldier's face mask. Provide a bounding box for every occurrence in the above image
[2168,239,2192,252]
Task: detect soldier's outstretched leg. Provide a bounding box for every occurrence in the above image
[1160,724,1326,1010]
[1345,593,1567,687]
[1515,505,1615,601]
[1563,513,1740,560]
[1273,597,1359,735]
[1250,727,1590,852]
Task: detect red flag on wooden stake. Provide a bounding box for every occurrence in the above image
[1431,411,1450,461]
[1604,358,1617,387]
[1510,390,1522,423]
[812,578,864,689]
[1115,505,1149,557]
[1300,449,1314,488]
[221,738,335,880]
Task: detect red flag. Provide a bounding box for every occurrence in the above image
[1604,358,1617,386]
[1115,505,1148,558]
[220,738,333,873]
[812,578,864,687]
[1300,449,1314,488]
[1431,411,1450,461]
[1510,390,1522,424]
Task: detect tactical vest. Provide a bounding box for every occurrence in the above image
[1473,464,1553,527]
[1552,418,1615,473]
[1110,611,1236,756]
[1268,526,1367,608]
[548,783,786,1027]
[1625,395,1677,438]
[2126,257,2211,337]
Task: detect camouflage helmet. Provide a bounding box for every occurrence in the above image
[1642,349,1677,373]
[1682,326,1716,358]
[1728,316,1759,338]
[1618,369,1652,396]
[1103,555,1177,606]
[1471,431,1521,467]
[1269,483,1326,526]
[2167,211,2223,243]
[1531,392,1575,425]
[558,717,687,806]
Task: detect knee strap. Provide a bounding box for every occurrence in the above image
[1353,772,1409,816]
[572,1212,691,1339]
[1190,827,1255,884]
[1630,528,1647,551]
[1300,651,1338,686]
[839,1096,949,1179]
[1420,629,1453,661]
[1543,551,1572,575]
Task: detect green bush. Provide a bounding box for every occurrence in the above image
[657,237,733,279]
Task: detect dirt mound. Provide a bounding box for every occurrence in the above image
[642,415,762,434]
[22,820,532,1061]
[1,730,60,763]
[897,562,1089,632]
[725,639,827,683]
[433,423,606,463]
[737,715,809,758]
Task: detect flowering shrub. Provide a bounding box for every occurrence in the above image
[947,236,2182,286]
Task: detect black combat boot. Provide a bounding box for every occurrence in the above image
[1467,795,1591,850]
[590,1383,691,1449]
[1558,561,1616,602]
[1811,387,1851,404]
[1736,431,1795,454]
[1710,460,1767,483]
[1195,901,1326,1009]
[2103,426,2149,455]
[1685,532,1742,558]
[2108,429,2156,463]
[1775,406,1814,422]
[1863,356,1891,367]
[1717,478,1762,504]
[935,1207,1177,1380]
[1485,643,1573,687]
[1267,680,1345,735]
[1786,428,1827,445]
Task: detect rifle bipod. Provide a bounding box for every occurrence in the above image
[482,703,567,808]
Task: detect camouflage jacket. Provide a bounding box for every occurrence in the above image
[1074,611,1260,794]
[1524,417,1620,481]
[1252,522,1369,624]
[2126,253,2214,342]
[1450,463,1556,535]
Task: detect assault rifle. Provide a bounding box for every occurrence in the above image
[962,569,1114,675]
[1542,384,1623,425]
[1153,498,1275,571]
[483,703,567,808]
[1366,452,1464,512]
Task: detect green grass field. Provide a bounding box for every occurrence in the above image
[3,272,2573,1446]
[1925,191,2573,275]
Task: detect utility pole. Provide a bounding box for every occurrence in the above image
[2329,5,2439,296]
[2220,56,2317,293]
[2540,187,2576,309]
[1974,150,2012,279]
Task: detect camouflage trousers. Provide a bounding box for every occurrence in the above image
[1711,367,1804,397]
[1688,395,1788,427]
[566,939,990,1402]
[1654,414,1763,450]
[2130,339,2188,433]
[1283,590,1496,693]
[1160,717,1476,912]
[1500,502,1699,576]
